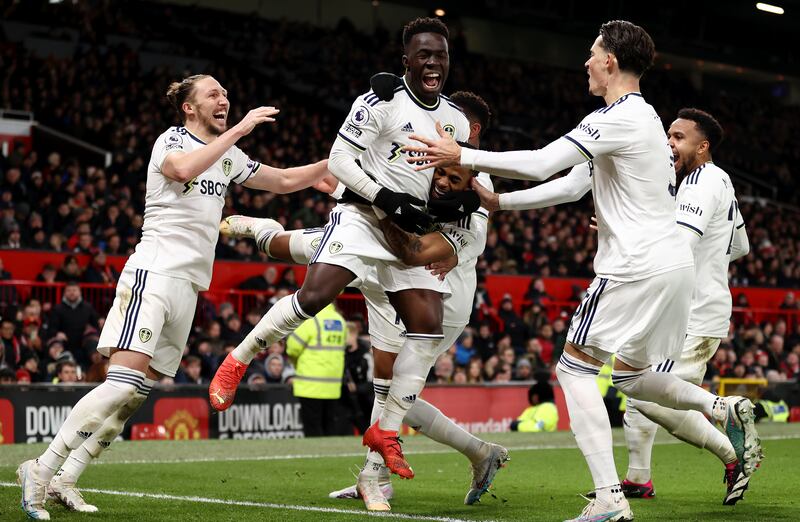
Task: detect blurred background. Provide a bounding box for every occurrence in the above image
[0,0,798,442]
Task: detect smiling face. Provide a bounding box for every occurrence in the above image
[667,118,708,178]
[430,165,471,200]
[403,32,449,104]
[184,76,230,136]
[585,36,611,97]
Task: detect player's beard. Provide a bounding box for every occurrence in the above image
[200,113,225,137]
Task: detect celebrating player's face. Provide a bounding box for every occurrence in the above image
[585,36,610,96]
[188,76,230,136]
[403,33,449,103]
[430,166,471,200]
[667,118,707,178]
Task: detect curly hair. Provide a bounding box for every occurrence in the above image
[677,107,725,151]
[402,17,449,49]
[598,20,655,77]
[450,91,492,134]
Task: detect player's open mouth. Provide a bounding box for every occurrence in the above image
[431,185,448,199]
[213,111,227,122]
[422,72,441,90]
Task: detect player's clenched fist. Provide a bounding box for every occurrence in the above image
[233,106,280,136]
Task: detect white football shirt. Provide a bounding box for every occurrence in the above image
[563,93,694,282]
[676,162,743,337]
[332,77,470,205]
[126,126,260,290]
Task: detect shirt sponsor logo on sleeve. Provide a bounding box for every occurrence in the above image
[577,122,601,140]
[679,202,703,216]
[343,123,363,138]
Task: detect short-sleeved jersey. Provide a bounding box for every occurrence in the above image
[126,127,260,290]
[676,162,742,337]
[335,76,470,203]
[563,93,694,282]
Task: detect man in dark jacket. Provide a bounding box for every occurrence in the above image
[48,282,99,367]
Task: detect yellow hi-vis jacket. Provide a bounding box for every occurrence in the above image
[286,303,347,400]
[515,402,559,432]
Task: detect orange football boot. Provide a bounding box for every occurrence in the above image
[362,422,414,479]
[209,353,248,411]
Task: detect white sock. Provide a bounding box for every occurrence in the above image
[362,378,391,477]
[380,334,441,432]
[231,293,310,364]
[623,399,658,484]
[405,398,486,463]
[58,378,155,483]
[288,230,316,264]
[556,353,620,492]
[633,398,736,464]
[38,365,143,481]
[254,226,280,257]
[612,369,717,416]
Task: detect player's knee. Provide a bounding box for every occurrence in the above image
[295,287,334,316]
[611,369,647,395]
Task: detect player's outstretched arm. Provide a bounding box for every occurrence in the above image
[163,106,279,182]
[730,222,750,261]
[244,160,334,194]
[474,163,593,212]
[378,219,455,267]
[404,122,586,182]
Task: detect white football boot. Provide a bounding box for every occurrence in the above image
[219,215,284,252]
[48,471,99,513]
[565,490,633,522]
[356,471,391,512]
[465,443,509,505]
[17,459,50,520]
[330,465,393,501]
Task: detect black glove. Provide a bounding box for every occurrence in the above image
[370,72,404,101]
[374,188,433,234]
[428,191,481,223]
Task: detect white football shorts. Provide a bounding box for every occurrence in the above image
[652,335,721,385]
[98,265,198,377]
[311,204,450,296]
[567,266,694,369]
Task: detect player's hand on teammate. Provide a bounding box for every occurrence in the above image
[427,255,458,280]
[404,121,462,171]
[590,216,598,231]
[427,190,481,222]
[470,178,500,212]
[233,106,280,136]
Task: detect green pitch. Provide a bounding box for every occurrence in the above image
[1,423,797,521]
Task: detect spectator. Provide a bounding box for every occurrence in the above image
[238,267,279,291]
[780,352,800,379]
[454,330,476,366]
[510,381,559,432]
[16,352,41,383]
[47,282,99,365]
[498,295,526,349]
[513,358,533,381]
[473,323,496,362]
[175,355,208,385]
[56,255,83,282]
[83,250,119,284]
[0,319,21,370]
[264,353,288,384]
[430,354,455,384]
[54,360,79,384]
[0,367,16,383]
[466,359,484,383]
[493,362,513,382]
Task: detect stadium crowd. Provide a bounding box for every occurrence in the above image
[1,1,799,395]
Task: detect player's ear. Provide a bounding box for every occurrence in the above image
[181,102,194,119]
[698,139,711,155]
[469,122,481,141]
[401,53,409,72]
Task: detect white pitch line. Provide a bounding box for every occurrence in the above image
[74,432,800,466]
[0,482,493,522]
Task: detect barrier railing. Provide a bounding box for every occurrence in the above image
[3,280,800,329]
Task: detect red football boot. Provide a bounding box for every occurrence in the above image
[209,353,248,411]
[362,422,414,479]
